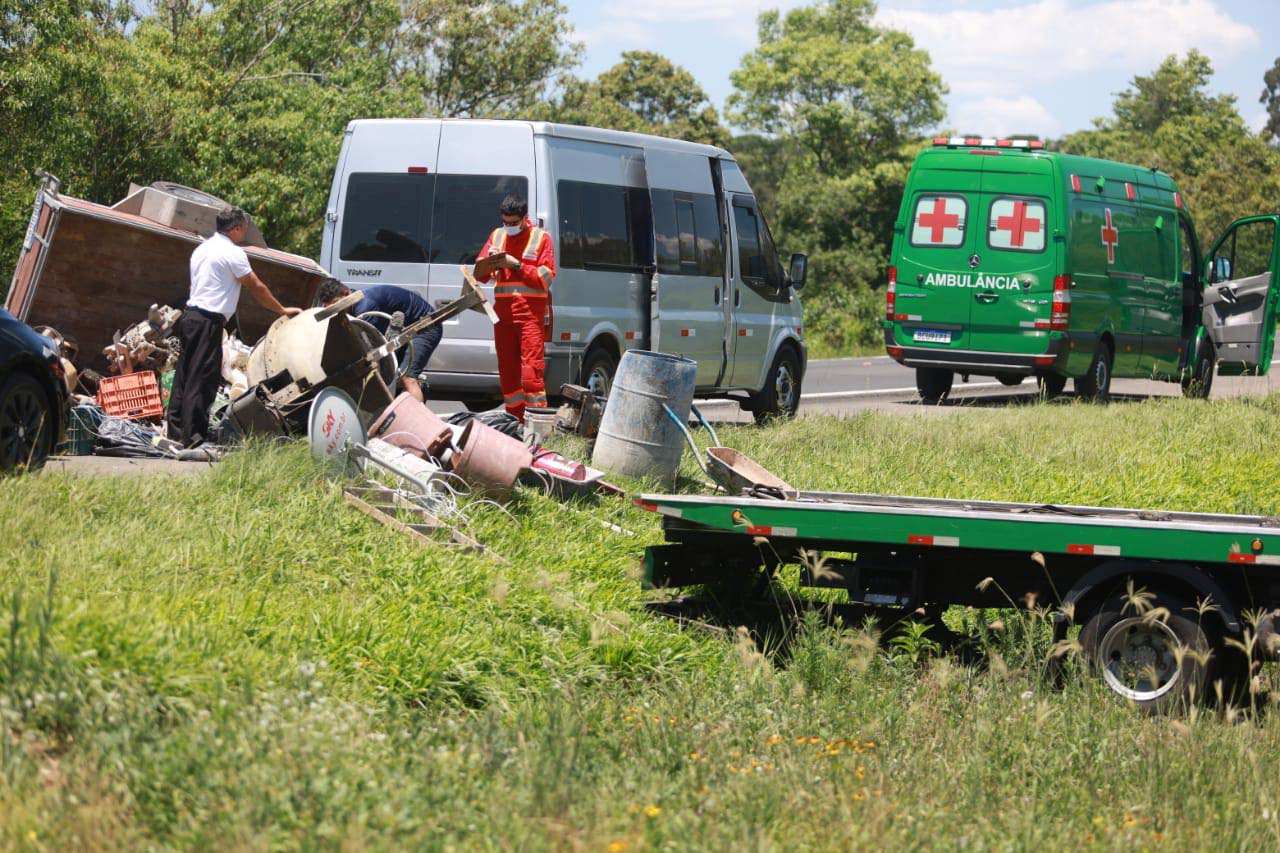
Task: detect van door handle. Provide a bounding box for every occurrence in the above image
[975,291,999,303]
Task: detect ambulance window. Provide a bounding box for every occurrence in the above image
[429,174,528,264]
[340,172,434,263]
[910,194,966,248]
[987,196,1046,253]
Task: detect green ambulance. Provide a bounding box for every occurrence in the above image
[885,136,1280,401]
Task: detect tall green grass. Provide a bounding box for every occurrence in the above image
[4,395,1280,847]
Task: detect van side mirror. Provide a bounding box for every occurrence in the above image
[1212,256,1232,283]
[788,253,808,290]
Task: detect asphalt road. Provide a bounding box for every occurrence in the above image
[693,354,1280,423]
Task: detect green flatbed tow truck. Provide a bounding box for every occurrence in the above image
[635,488,1280,712]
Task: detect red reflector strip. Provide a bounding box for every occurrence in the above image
[893,313,922,321]
[1229,553,1280,565]
[1174,192,1183,208]
[1070,175,1081,192]
[558,331,581,342]
[908,534,960,547]
[1021,320,1052,329]
[996,139,1013,147]
[969,150,1002,156]
[1034,356,1056,365]
[560,332,571,341]
[1067,544,1121,556]
[407,166,429,173]
[746,525,798,538]
[1125,183,1135,201]
[624,331,636,340]
[887,346,903,357]
[633,500,657,512]
[680,329,693,337]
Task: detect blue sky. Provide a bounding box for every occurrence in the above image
[561,0,1280,138]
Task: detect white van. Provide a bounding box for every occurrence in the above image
[320,119,808,420]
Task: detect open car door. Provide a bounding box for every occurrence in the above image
[1203,215,1280,376]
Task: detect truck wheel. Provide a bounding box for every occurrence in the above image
[915,367,953,404]
[751,347,802,424]
[1181,340,1215,399]
[1080,591,1211,714]
[1036,372,1067,399]
[1075,343,1113,402]
[580,347,618,400]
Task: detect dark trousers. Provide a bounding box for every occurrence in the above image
[165,307,225,446]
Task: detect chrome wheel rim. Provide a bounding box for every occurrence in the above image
[1098,616,1182,702]
[587,366,611,399]
[774,362,796,411]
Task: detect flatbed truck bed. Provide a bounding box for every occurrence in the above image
[635,489,1280,712]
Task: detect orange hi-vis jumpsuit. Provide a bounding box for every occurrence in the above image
[477,220,556,421]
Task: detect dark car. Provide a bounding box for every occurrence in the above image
[0,307,68,470]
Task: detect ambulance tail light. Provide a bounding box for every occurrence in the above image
[886,266,897,319]
[1050,274,1072,331]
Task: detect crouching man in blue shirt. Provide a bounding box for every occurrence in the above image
[317,277,441,403]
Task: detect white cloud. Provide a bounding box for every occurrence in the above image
[601,0,806,44]
[949,95,1063,137]
[876,0,1258,137]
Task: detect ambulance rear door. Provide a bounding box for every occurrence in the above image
[1203,214,1280,375]
[892,165,982,353]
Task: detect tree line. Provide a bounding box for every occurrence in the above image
[4,0,1279,353]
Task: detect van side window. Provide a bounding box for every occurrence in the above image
[557,180,652,272]
[986,197,1046,253]
[652,189,723,277]
[910,194,966,247]
[340,172,434,263]
[430,174,528,265]
[733,202,781,287]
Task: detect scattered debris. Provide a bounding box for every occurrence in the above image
[104,304,182,375]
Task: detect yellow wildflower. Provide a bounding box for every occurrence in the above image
[608,843,628,852]
[645,805,662,818]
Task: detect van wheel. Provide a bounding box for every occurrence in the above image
[1036,372,1067,399]
[580,347,618,400]
[1075,343,1113,402]
[1080,590,1212,714]
[996,373,1024,387]
[751,347,802,424]
[1182,339,1215,399]
[915,367,953,403]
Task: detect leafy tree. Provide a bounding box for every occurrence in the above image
[540,51,729,147]
[727,0,945,353]
[1261,56,1280,144]
[392,0,580,117]
[1060,51,1280,243]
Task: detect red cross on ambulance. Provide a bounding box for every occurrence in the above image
[912,196,965,245]
[988,198,1045,251]
[1100,208,1119,264]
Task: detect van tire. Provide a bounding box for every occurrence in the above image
[1075,343,1113,402]
[915,367,953,404]
[996,373,1024,387]
[1181,339,1215,399]
[580,347,618,400]
[1037,372,1067,399]
[751,347,802,424]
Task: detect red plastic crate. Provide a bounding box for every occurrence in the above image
[97,371,164,421]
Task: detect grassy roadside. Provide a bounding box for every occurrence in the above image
[5,395,1280,847]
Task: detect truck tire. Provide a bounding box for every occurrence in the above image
[1181,339,1215,399]
[1036,372,1067,399]
[580,346,618,400]
[915,367,953,404]
[1080,590,1211,714]
[751,347,802,424]
[1075,342,1112,402]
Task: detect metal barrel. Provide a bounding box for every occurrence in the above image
[591,350,696,485]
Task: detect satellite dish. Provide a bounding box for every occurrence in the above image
[308,387,367,471]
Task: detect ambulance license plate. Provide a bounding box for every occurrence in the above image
[913,329,951,344]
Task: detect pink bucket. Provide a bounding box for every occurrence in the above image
[448,419,533,503]
[367,393,448,458]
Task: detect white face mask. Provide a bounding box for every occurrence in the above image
[502,223,524,237]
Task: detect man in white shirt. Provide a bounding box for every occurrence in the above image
[165,206,300,447]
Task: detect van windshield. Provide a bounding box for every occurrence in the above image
[339,172,528,264]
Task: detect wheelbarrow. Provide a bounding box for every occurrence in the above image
[663,404,796,499]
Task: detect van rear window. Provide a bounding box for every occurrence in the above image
[339,172,527,264]
[910,195,966,247]
[987,196,1046,253]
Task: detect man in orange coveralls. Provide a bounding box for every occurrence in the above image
[476,193,556,421]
